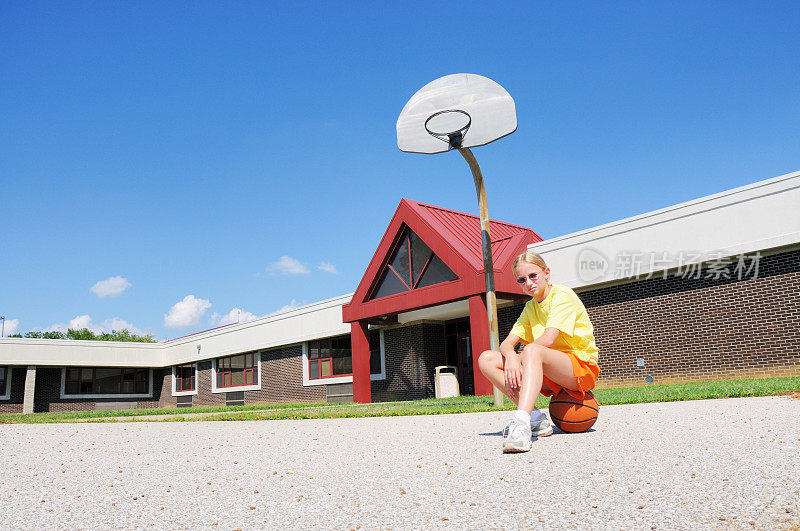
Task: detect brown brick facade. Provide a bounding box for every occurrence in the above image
[29,368,167,413]
[166,347,327,408]
[581,248,800,386]
[371,321,447,402]
[252,345,326,404]
[0,366,25,414]
[495,248,800,388]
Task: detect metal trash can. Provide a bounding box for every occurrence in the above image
[434,365,460,399]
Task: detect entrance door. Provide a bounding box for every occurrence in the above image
[445,319,474,395]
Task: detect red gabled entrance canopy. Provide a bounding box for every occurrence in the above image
[342,199,543,323]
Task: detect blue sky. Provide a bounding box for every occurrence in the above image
[1,1,798,339]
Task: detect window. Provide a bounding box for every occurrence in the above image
[308,336,352,379]
[216,353,259,389]
[306,334,384,382]
[369,227,457,300]
[175,364,196,392]
[369,336,382,375]
[64,367,149,395]
[0,366,8,398]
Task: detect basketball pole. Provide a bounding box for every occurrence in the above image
[457,147,504,408]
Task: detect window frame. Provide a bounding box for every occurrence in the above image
[60,367,153,399]
[211,352,261,394]
[172,363,198,396]
[302,330,386,387]
[0,366,10,400]
[306,336,352,381]
[368,226,458,301]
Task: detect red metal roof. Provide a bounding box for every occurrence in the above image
[342,199,543,323]
[411,200,539,273]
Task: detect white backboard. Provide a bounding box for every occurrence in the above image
[397,73,517,154]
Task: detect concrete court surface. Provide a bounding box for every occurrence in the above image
[1,395,799,530]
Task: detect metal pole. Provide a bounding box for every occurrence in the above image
[1,316,4,338]
[457,147,504,407]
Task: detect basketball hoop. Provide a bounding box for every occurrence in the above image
[424,109,472,150]
[397,73,518,408]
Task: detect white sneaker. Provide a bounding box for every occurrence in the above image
[531,413,554,437]
[502,418,532,453]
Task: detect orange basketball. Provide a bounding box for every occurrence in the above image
[548,389,599,433]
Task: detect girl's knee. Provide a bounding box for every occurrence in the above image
[478,350,501,372]
[521,343,545,365]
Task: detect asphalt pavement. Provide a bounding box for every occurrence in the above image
[2,395,798,529]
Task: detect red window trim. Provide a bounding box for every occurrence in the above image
[386,263,412,291]
[175,364,196,392]
[215,355,258,389]
[308,357,353,380]
[412,254,434,289]
[175,377,195,392]
[218,368,256,388]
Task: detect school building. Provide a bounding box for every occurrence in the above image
[1,171,798,413]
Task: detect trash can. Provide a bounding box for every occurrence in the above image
[434,366,460,399]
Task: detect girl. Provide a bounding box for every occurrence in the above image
[478,251,600,453]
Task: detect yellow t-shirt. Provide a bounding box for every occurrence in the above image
[509,283,599,364]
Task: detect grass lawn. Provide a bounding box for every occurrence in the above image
[1,376,798,424]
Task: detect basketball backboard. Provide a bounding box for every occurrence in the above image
[397,73,517,154]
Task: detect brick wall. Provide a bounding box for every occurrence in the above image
[494,249,800,387]
[34,367,88,412]
[137,369,166,409]
[581,248,800,386]
[29,367,164,412]
[250,345,326,404]
[184,347,326,407]
[371,321,447,402]
[191,360,226,407]
[0,366,25,414]
[498,303,525,347]
[155,368,175,408]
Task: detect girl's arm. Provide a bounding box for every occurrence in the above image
[499,333,521,359]
[500,334,523,392]
[533,327,560,348]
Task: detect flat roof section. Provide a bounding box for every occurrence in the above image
[530,170,800,289]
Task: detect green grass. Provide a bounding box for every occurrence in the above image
[0,401,321,424]
[2,376,798,424]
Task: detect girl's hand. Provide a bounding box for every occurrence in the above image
[504,352,522,394]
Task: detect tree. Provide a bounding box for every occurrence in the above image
[23,331,67,339]
[13,328,156,343]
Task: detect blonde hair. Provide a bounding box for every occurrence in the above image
[512,251,547,274]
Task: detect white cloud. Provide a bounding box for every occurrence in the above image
[1,318,19,337]
[103,317,145,335]
[43,322,69,333]
[210,308,261,326]
[164,295,212,328]
[318,261,339,274]
[70,314,94,330]
[90,276,132,298]
[43,315,146,335]
[267,256,310,275]
[270,299,302,315]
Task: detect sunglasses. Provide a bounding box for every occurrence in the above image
[516,272,540,284]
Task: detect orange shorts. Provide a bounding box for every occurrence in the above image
[540,350,600,401]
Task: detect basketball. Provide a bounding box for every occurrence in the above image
[548,390,599,433]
